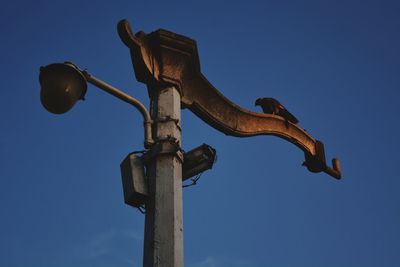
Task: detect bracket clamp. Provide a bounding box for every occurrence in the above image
[142,138,184,163]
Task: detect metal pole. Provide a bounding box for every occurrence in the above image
[82,71,154,148]
[143,85,184,267]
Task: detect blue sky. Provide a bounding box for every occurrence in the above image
[1,0,400,266]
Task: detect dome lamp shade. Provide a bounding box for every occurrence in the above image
[39,62,87,114]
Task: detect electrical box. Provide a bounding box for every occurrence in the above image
[120,153,148,208]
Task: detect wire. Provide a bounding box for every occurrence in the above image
[131,149,146,155]
[182,172,203,188]
[137,205,146,214]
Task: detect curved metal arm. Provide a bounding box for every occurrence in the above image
[81,71,154,148]
[117,19,341,179]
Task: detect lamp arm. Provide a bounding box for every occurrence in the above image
[82,71,154,148]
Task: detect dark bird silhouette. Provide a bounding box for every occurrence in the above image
[255,97,299,124]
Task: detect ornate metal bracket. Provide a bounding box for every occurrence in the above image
[117,20,341,179]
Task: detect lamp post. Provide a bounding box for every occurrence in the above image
[40,19,341,267]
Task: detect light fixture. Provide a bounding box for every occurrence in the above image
[39,61,154,147]
[183,144,216,180]
[39,62,87,114]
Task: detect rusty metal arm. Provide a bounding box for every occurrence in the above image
[184,73,342,179]
[117,19,341,179]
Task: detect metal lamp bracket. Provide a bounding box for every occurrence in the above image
[142,139,184,163]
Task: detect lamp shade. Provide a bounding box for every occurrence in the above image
[39,63,87,114]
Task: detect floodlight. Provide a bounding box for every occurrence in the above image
[183,144,216,180]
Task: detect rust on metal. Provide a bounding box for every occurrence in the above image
[117,20,341,179]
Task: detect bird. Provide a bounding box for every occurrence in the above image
[255,97,299,124]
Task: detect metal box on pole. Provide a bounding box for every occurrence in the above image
[120,153,148,208]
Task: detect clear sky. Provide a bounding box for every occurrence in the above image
[1,0,399,266]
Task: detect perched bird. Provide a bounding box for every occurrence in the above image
[255,97,299,124]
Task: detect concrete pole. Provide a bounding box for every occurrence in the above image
[143,85,184,267]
